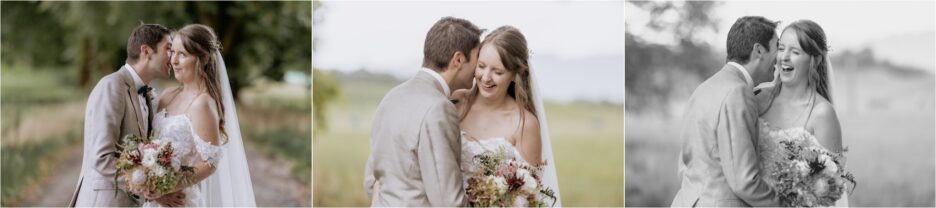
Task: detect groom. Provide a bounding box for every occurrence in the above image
[69,23,183,207]
[363,16,481,207]
[671,16,781,207]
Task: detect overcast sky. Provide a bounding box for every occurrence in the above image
[626,1,936,72]
[313,1,625,103]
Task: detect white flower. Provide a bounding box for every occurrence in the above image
[794,160,810,176]
[142,149,158,168]
[513,195,529,207]
[515,168,538,193]
[820,154,839,175]
[131,169,147,185]
[521,173,538,194]
[813,177,830,196]
[516,168,530,179]
[489,176,508,193]
[153,165,167,176]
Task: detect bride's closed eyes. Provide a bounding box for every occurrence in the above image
[477,62,505,75]
[778,43,802,56]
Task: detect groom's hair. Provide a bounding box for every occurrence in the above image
[726,16,778,64]
[126,23,171,64]
[422,17,483,71]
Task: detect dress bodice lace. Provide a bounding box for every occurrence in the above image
[459,131,528,183]
[142,109,223,207]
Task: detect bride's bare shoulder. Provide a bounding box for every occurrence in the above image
[187,94,221,145]
[518,108,542,165]
[517,109,541,144]
[809,96,842,152]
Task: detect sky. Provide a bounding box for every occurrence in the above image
[313,1,625,103]
[625,1,936,73]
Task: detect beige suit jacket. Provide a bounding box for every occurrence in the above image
[670,65,779,207]
[363,70,466,207]
[69,66,152,207]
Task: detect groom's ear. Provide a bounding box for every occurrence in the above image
[448,51,466,71]
[751,43,765,61]
[139,44,152,62]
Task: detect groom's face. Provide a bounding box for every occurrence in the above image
[148,36,172,79]
[754,36,779,84]
[451,46,480,91]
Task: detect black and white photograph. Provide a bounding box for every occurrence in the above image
[626,1,935,207]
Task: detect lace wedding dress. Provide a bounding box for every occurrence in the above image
[459,131,530,178]
[141,109,222,207]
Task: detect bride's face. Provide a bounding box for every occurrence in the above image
[475,43,516,100]
[170,36,198,84]
[777,29,812,86]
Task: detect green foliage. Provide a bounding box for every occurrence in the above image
[624,2,722,115]
[2,1,312,98]
[312,69,340,135]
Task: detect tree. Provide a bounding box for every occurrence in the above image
[311,0,341,136]
[624,1,722,115]
[2,1,312,100]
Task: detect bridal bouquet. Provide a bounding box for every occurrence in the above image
[465,147,557,207]
[772,139,856,207]
[115,132,194,199]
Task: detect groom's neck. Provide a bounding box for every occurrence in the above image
[131,62,153,85]
[742,62,762,84]
[435,68,457,93]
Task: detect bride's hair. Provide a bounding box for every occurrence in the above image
[459,26,537,135]
[785,20,833,104]
[176,24,228,144]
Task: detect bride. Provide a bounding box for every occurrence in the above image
[453,25,562,206]
[754,20,849,206]
[144,24,256,207]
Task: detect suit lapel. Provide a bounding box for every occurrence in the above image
[119,67,146,137]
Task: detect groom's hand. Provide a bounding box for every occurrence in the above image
[155,192,186,207]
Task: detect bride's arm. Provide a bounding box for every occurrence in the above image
[517,110,542,166]
[809,99,843,152]
[181,95,223,186]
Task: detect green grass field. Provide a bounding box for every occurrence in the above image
[313,71,624,206]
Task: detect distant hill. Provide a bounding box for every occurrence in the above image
[862,31,936,74]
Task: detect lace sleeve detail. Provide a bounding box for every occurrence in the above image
[194,137,223,166]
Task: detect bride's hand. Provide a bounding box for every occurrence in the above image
[155,191,186,207]
[451,89,470,101]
